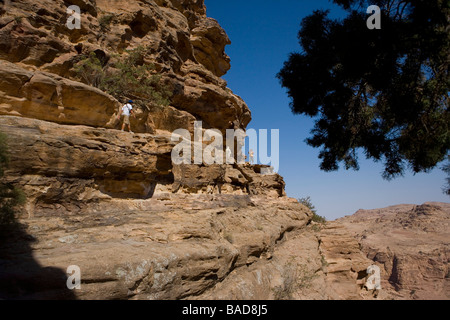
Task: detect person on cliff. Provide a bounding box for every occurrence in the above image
[249,149,255,165]
[118,100,135,133]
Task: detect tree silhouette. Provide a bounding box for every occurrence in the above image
[277,0,449,180]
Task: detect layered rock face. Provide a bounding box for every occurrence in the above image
[0,0,251,134]
[0,0,312,300]
[0,0,257,209]
[0,0,446,301]
[337,202,450,300]
[1,194,313,300]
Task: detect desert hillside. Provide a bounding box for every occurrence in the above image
[337,202,450,300]
[0,0,448,300]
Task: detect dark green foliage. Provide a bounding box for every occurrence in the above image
[312,213,327,224]
[298,196,317,214]
[99,14,114,32]
[73,52,105,88]
[74,46,172,107]
[298,196,327,224]
[273,259,317,300]
[0,132,26,227]
[278,0,449,181]
[103,46,172,106]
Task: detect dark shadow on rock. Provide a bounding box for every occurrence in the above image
[0,221,77,300]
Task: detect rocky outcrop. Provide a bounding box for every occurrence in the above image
[337,202,450,300]
[0,60,120,129]
[203,202,449,301]
[172,163,286,197]
[0,0,447,301]
[0,115,287,216]
[0,0,251,133]
[0,116,175,206]
[0,195,311,300]
[0,0,256,211]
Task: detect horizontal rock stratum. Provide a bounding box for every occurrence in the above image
[1,195,313,300]
[0,0,448,300]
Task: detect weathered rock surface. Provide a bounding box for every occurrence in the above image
[337,202,450,300]
[0,116,287,215]
[172,163,286,197]
[0,60,120,129]
[6,194,447,300]
[0,196,312,300]
[0,116,175,205]
[0,0,255,207]
[199,202,450,301]
[0,0,447,301]
[0,0,251,133]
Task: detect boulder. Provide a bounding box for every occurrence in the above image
[0,60,120,129]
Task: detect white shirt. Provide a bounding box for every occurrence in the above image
[122,103,133,116]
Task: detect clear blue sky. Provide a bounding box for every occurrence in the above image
[205,0,449,220]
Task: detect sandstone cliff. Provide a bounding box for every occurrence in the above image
[0,0,447,301]
[337,202,450,300]
[0,0,251,134]
[0,0,313,300]
[0,0,257,211]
